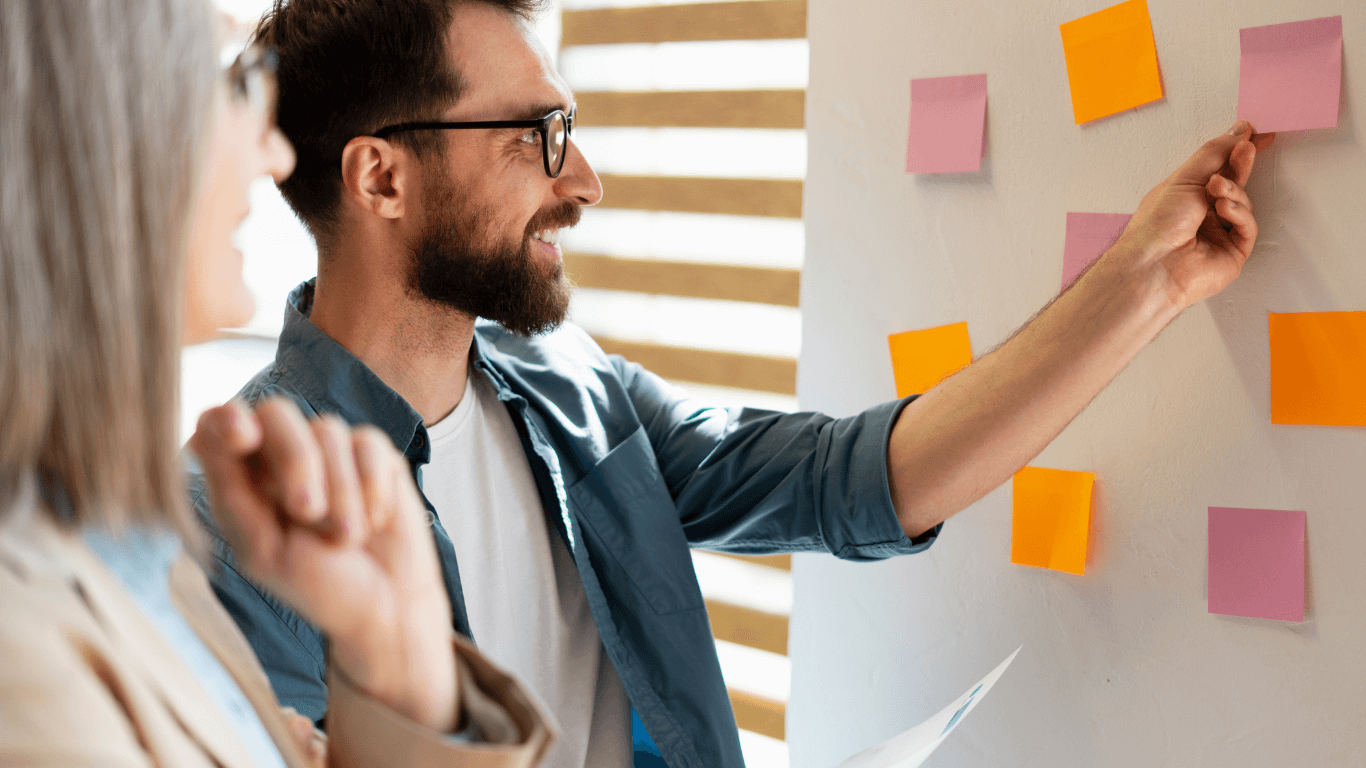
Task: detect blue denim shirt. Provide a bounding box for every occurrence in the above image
[189,280,940,768]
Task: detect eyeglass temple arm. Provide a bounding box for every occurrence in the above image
[370,119,546,140]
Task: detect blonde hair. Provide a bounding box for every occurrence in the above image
[0,0,217,535]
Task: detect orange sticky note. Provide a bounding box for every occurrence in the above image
[1060,0,1164,124]
[1011,466,1093,575]
[1269,311,1366,425]
[888,322,972,398]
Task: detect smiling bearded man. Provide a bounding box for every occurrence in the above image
[189,0,1271,767]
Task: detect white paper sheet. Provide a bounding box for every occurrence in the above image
[833,647,1022,768]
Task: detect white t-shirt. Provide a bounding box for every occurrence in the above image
[422,370,633,768]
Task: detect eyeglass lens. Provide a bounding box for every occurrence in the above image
[229,48,278,124]
[546,111,568,177]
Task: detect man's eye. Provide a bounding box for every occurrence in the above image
[519,130,540,146]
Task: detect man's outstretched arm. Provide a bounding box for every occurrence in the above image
[889,121,1275,538]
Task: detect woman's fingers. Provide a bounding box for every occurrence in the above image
[254,398,327,523]
[352,425,400,539]
[201,397,417,566]
[188,403,282,572]
[312,415,368,544]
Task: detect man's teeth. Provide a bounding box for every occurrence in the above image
[531,229,561,246]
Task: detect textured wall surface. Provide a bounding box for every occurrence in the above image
[789,2,1365,766]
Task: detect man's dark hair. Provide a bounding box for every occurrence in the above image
[253,0,546,248]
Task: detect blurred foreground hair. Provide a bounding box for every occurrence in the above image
[0,0,217,536]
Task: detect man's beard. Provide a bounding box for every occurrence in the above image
[407,176,578,336]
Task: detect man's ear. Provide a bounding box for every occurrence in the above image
[340,136,412,220]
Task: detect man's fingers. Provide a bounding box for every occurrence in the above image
[1206,174,1252,211]
[1173,120,1252,184]
[1214,196,1258,258]
[255,398,327,523]
[1226,138,1259,188]
[1251,132,1276,153]
[313,415,367,544]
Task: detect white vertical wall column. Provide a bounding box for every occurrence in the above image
[790,1,1365,766]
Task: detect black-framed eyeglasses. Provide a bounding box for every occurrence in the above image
[369,107,576,178]
[225,44,279,123]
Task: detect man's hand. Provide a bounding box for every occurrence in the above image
[888,121,1272,538]
[189,398,459,732]
[1101,119,1275,309]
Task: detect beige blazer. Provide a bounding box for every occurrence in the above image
[0,494,552,768]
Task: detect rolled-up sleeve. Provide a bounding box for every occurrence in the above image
[614,357,941,560]
[326,633,553,768]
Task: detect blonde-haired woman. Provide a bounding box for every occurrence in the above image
[0,1,550,765]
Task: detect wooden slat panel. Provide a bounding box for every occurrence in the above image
[576,89,805,129]
[599,174,803,218]
[564,253,800,307]
[730,689,786,741]
[562,1,807,46]
[593,337,796,395]
[713,552,792,571]
[706,599,788,656]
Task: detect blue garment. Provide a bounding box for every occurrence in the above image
[84,528,287,768]
[189,279,940,768]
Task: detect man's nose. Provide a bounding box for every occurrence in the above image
[554,139,602,206]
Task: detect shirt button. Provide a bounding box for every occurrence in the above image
[413,433,425,448]
[426,510,436,526]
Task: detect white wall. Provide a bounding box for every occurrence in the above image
[790,1,1365,766]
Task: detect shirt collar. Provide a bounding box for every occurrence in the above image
[275,280,517,465]
[277,279,430,463]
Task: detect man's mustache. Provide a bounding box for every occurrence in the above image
[524,200,582,235]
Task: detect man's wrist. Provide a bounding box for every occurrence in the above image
[1089,239,1186,329]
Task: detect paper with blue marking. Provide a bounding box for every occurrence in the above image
[834,647,1021,768]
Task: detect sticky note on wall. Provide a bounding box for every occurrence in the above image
[1062,212,1132,289]
[888,322,973,398]
[906,74,989,174]
[1011,467,1093,576]
[1060,0,1164,124]
[1208,507,1305,622]
[1238,16,1343,133]
[1269,311,1366,425]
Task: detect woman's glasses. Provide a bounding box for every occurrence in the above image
[225,44,278,124]
[369,107,576,179]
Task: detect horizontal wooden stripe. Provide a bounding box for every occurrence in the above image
[706,599,788,656]
[713,552,793,571]
[575,89,805,130]
[564,253,800,307]
[730,689,786,741]
[592,337,796,395]
[562,1,807,46]
[598,174,803,218]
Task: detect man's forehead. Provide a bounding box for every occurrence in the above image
[444,4,572,119]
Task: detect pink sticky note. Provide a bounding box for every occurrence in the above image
[1238,16,1343,133]
[1208,507,1305,622]
[906,74,988,174]
[1062,212,1131,289]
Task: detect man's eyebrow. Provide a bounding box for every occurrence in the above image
[507,102,572,121]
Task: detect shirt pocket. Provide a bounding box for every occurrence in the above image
[567,425,705,615]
